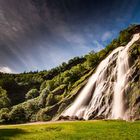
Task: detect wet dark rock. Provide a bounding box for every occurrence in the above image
[58,115,85,121]
[58,116,70,120]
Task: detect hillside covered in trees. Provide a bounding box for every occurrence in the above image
[0,25,140,124]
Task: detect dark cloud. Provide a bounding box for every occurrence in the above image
[0,0,140,73]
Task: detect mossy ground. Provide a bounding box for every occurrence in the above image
[0,120,140,140]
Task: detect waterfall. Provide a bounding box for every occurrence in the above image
[62,33,140,120]
[112,33,140,119]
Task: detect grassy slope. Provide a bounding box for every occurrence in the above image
[0,121,140,140]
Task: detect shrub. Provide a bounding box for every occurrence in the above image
[0,87,11,109]
[46,93,57,106]
[40,81,47,91]
[26,89,39,100]
[22,98,39,121]
[0,108,10,124]
[58,103,67,113]
[39,88,50,107]
[36,109,51,121]
[9,105,26,123]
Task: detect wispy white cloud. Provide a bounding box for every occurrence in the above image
[0,66,13,73]
[93,40,104,52]
[101,31,112,41]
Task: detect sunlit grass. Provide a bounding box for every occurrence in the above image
[0,120,140,140]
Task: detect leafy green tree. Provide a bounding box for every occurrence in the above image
[0,87,10,109]
[22,99,39,121]
[0,108,10,124]
[9,105,26,123]
[85,52,99,69]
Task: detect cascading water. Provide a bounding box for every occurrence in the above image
[112,33,140,119]
[62,33,140,120]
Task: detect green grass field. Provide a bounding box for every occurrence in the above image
[0,120,140,140]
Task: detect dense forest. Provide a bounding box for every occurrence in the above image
[0,24,140,124]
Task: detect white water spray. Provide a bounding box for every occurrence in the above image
[62,33,140,120]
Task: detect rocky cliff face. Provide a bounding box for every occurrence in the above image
[126,40,140,121]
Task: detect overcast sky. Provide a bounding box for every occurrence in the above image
[0,0,140,73]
